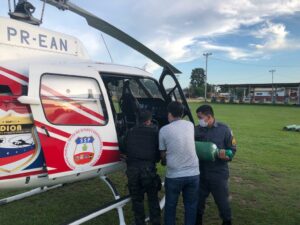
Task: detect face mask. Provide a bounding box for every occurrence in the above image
[199,119,208,127]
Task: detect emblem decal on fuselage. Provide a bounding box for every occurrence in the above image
[64,128,102,171]
[0,111,39,173]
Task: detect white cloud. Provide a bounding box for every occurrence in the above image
[252,21,300,50]
[4,0,299,71]
[80,0,300,67]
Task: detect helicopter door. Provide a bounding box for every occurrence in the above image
[159,69,194,123]
[26,65,119,179]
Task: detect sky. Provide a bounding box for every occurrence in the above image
[1,0,300,88]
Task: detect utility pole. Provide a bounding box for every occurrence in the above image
[269,69,276,103]
[203,52,212,102]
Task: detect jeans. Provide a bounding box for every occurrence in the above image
[164,175,199,225]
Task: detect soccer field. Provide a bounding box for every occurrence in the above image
[0,103,299,225]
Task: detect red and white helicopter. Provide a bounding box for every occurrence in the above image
[0,0,194,224]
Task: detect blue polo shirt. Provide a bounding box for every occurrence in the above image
[195,120,237,179]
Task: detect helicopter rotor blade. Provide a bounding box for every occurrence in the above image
[44,0,181,74]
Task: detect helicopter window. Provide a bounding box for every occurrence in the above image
[139,78,163,99]
[162,74,182,102]
[128,79,148,98]
[106,79,123,114]
[40,74,108,126]
[103,76,163,101]
[102,74,169,131]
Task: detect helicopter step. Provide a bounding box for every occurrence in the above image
[0,184,63,206]
[68,176,165,225]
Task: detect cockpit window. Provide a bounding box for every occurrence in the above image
[139,78,163,99]
[129,79,148,98]
[101,73,168,132]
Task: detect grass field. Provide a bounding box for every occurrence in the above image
[0,103,299,225]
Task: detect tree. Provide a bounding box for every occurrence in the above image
[190,68,206,88]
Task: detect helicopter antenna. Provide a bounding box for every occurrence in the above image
[40,0,46,23]
[142,63,148,71]
[101,33,114,63]
[8,0,12,13]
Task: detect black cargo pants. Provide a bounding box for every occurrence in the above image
[126,165,161,225]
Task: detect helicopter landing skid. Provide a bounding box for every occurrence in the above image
[68,176,166,225]
[68,175,130,225]
[0,184,63,206]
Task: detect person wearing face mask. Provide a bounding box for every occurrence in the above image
[194,105,237,225]
[159,101,200,225]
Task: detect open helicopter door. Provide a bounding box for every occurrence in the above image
[22,65,120,179]
[159,68,194,123]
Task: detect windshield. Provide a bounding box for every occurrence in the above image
[102,75,164,108]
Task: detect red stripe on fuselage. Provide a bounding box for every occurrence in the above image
[0,169,46,180]
[0,67,28,82]
[34,120,71,138]
[103,142,119,147]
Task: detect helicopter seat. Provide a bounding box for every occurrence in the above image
[119,81,140,128]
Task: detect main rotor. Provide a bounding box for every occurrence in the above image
[7,0,182,74]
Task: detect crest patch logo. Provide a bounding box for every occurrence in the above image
[0,112,39,173]
[64,128,102,171]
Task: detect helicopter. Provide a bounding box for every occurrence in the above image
[0,0,194,224]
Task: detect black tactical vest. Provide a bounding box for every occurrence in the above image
[125,125,159,166]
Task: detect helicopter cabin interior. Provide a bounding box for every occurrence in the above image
[101,71,188,138]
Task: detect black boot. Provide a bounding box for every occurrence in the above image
[222,220,232,225]
[195,216,203,225]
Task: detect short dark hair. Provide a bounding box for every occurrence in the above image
[139,110,152,123]
[167,101,184,118]
[196,104,214,117]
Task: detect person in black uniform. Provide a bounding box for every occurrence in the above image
[122,110,161,225]
[194,105,237,225]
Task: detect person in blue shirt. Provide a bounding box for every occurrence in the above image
[195,105,237,225]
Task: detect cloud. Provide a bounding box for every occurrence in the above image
[86,0,300,68]
[251,21,300,50]
[10,0,300,72]
[198,42,254,60]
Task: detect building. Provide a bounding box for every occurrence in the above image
[216,82,300,104]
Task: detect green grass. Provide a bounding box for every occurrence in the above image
[0,103,299,225]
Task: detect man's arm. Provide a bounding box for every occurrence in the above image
[160,150,167,166]
[119,130,130,161]
[159,128,167,166]
[155,130,161,163]
[220,127,237,161]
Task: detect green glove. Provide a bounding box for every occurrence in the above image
[224,149,234,160]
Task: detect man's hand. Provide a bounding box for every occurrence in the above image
[160,151,167,166]
[218,149,230,161]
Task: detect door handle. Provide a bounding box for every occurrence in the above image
[18,96,40,105]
